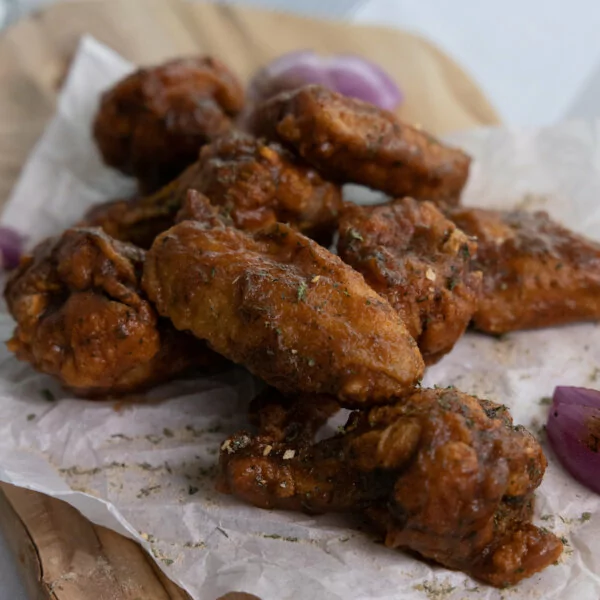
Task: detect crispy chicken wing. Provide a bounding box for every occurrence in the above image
[82,131,343,247]
[218,388,562,587]
[447,207,600,333]
[338,198,481,363]
[142,201,424,405]
[4,228,217,397]
[249,85,470,204]
[192,131,343,241]
[93,56,244,193]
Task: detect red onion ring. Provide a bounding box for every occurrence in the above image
[547,386,600,495]
[0,226,24,271]
[247,50,403,111]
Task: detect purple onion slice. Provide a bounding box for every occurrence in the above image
[0,226,24,271]
[247,50,403,111]
[547,386,600,495]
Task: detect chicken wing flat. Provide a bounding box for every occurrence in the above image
[447,207,600,333]
[249,85,470,204]
[338,198,481,364]
[82,131,343,247]
[192,131,343,241]
[93,56,244,193]
[4,228,217,397]
[217,388,562,587]
[142,207,424,405]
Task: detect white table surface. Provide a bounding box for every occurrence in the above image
[2,1,600,598]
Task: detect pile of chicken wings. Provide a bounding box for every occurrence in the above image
[7,55,600,586]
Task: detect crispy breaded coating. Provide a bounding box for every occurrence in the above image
[4,228,217,397]
[193,131,343,241]
[218,388,562,587]
[142,205,424,405]
[249,85,470,204]
[447,207,600,333]
[338,198,481,363]
[93,56,244,193]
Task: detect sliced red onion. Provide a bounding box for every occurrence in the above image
[326,54,403,112]
[247,50,333,103]
[0,226,24,271]
[247,50,403,112]
[547,386,600,495]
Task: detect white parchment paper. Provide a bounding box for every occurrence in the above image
[1,36,600,600]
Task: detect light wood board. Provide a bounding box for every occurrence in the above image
[0,1,499,598]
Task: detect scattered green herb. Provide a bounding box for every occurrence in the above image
[297,281,308,302]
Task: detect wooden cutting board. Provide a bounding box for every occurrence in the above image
[0,1,499,598]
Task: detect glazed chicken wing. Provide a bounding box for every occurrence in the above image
[82,131,343,247]
[4,228,217,397]
[93,56,244,193]
[447,207,600,333]
[142,197,424,405]
[338,198,481,363]
[249,85,470,205]
[218,388,562,587]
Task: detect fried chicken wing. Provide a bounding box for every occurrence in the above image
[249,85,470,204]
[142,203,424,405]
[338,198,481,363]
[93,56,244,193]
[82,131,343,247]
[192,131,342,241]
[447,207,600,333]
[218,388,562,587]
[4,228,217,397]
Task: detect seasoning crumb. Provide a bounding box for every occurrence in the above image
[137,485,161,498]
[539,396,552,406]
[163,427,174,438]
[282,449,296,460]
[221,439,233,454]
[297,281,308,302]
[188,485,199,495]
[26,413,36,421]
[425,268,436,281]
[263,444,273,456]
[580,512,592,522]
[161,558,174,566]
[40,388,56,402]
[311,275,321,283]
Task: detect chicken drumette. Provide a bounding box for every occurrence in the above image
[93,56,244,193]
[82,131,343,248]
[249,85,471,205]
[142,194,424,405]
[218,388,562,587]
[447,207,600,333]
[338,198,481,364]
[4,227,218,397]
